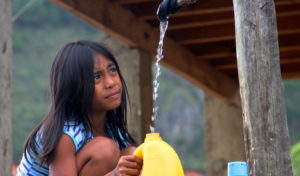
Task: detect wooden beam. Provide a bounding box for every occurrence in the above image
[280,58,300,64]
[233,0,293,174]
[282,72,300,80]
[280,45,300,52]
[278,28,300,35]
[216,64,237,70]
[140,0,300,20]
[197,52,236,60]
[275,0,300,5]
[166,10,300,31]
[277,11,300,17]
[110,0,159,5]
[168,19,235,30]
[216,58,300,70]
[178,28,300,45]
[140,6,234,20]
[179,35,235,45]
[197,45,300,60]
[50,0,241,106]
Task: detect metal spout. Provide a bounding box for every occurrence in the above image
[176,0,197,7]
[157,0,197,22]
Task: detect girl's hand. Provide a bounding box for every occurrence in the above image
[115,155,143,176]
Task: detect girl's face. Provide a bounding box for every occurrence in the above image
[92,54,123,112]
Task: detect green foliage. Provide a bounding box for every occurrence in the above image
[283,80,300,145]
[291,142,300,176]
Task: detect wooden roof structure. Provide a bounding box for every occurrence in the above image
[50,0,300,106]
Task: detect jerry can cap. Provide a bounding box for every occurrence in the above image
[145,133,163,142]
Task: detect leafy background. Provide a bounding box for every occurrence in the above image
[12,0,300,171]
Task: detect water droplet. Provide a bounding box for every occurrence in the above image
[151,107,159,121]
[153,93,158,101]
[154,83,160,93]
[150,125,155,133]
[152,115,156,121]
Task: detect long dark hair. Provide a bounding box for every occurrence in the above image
[24,40,137,165]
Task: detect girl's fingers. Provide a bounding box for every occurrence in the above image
[125,160,142,170]
[118,155,143,176]
[124,155,143,165]
[119,158,142,170]
[119,167,140,176]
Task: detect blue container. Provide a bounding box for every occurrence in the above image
[228,161,248,176]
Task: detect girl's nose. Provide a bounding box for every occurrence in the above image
[104,75,116,89]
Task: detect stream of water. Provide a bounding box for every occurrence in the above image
[150,21,169,133]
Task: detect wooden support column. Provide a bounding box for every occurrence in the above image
[101,32,153,144]
[0,0,13,175]
[205,93,246,176]
[233,0,294,175]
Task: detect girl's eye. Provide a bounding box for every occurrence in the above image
[110,68,117,73]
[94,75,101,81]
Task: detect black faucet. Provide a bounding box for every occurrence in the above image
[157,0,197,22]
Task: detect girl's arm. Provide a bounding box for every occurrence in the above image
[49,134,77,176]
[50,135,142,176]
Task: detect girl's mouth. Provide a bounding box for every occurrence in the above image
[106,91,120,99]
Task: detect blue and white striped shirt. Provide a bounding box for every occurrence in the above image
[17,120,128,176]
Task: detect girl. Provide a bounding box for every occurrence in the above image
[17,40,143,176]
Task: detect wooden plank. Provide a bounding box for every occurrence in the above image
[233,0,294,175]
[178,28,300,45]
[197,45,300,60]
[166,10,300,31]
[278,28,300,35]
[0,0,13,175]
[216,58,300,70]
[280,45,300,52]
[197,52,236,60]
[280,58,300,64]
[169,12,300,44]
[277,11,300,17]
[110,0,159,5]
[140,0,300,20]
[281,72,300,80]
[167,18,235,30]
[50,0,241,106]
[179,35,235,45]
[133,0,234,20]
[178,25,300,45]
[216,64,237,70]
[140,6,234,20]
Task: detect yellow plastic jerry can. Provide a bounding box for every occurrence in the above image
[133,133,184,176]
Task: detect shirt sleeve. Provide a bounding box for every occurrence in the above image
[62,121,82,152]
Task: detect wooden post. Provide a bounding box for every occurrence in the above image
[0,0,13,175]
[232,0,294,175]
